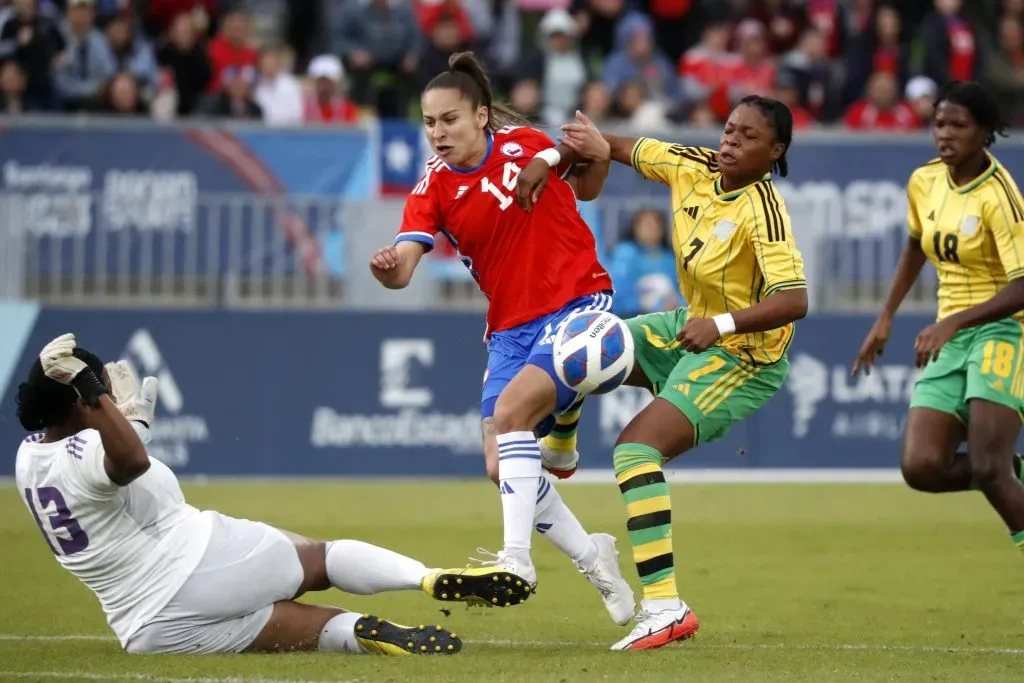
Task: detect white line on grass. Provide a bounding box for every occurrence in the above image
[467,638,1024,655]
[0,470,907,486]
[0,672,359,683]
[2,634,1022,656]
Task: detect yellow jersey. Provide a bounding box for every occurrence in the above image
[907,154,1024,323]
[631,138,807,366]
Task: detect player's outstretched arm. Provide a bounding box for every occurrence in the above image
[369,240,427,290]
[852,237,927,376]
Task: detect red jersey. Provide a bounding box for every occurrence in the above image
[843,100,920,131]
[945,17,976,82]
[397,126,612,336]
[207,37,258,93]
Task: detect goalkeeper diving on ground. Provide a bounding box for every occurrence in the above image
[14,333,531,655]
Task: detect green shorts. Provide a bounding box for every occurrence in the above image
[626,308,790,445]
[909,318,1024,423]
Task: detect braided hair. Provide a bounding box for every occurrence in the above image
[935,81,1009,148]
[738,94,794,177]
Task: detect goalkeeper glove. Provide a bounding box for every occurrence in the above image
[39,333,108,407]
[105,360,159,445]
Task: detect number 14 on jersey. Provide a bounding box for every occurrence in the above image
[480,162,522,212]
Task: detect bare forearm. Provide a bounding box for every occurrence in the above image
[879,238,927,320]
[947,279,1024,331]
[731,288,808,334]
[555,134,637,166]
[571,159,611,201]
[82,395,149,484]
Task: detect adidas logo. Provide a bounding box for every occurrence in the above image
[121,329,183,414]
[927,210,935,221]
[500,481,516,495]
[455,185,469,200]
[535,522,552,534]
[683,206,699,220]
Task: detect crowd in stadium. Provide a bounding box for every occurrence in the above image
[0,0,1022,129]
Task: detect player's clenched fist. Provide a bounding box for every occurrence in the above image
[370,245,399,271]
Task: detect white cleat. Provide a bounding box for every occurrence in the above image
[610,598,700,651]
[576,533,635,626]
[471,548,538,591]
[539,441,579,480]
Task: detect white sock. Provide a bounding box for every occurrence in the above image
[533,476,598,568]
[496,430,543,555]
[318,612,366,653]
[325,540,429,595]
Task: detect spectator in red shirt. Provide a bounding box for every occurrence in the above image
[844,4,909,108]
[679,19,737,120]
[206,6,257,93]
[303,54,359,125]
[916,0,981,86]
[843,71,919,131]
[729,19,776,102]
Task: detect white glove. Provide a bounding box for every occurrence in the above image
[105,360,159,445]
[40,333,108,406]
[40,333,88,385]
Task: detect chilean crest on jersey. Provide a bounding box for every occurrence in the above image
[501,141,524,158]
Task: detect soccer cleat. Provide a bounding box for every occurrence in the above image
[610,599,700,651]
[354,614,462,655]
[421,564,533,607]
[539,439,579,480]
[468,547,539,593]
[576,534,635,626]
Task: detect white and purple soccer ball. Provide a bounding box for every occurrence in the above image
[552,311,635,395]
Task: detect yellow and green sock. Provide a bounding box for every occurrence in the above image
[541,396,585,455]
[613,442,678,601]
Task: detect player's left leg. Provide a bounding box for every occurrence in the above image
[609,345,788,651]
[961,320,1024,554]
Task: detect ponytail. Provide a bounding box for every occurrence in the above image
[425,51,530,131]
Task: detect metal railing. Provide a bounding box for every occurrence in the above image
[1,191,363,308]
[0,189,940,314]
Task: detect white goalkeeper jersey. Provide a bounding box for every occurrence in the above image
[15,429,212,646]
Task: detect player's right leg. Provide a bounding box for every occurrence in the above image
[246,601,462,655]
[902,328,972,492]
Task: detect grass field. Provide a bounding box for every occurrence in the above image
[1,479,1023,682]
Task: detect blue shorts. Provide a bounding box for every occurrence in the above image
[481,292,614,429]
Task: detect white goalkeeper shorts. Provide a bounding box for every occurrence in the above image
[125,511,304,654]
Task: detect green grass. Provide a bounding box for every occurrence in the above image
[1,480,1023,682]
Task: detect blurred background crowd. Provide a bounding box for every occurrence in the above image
[1,0,1022,131]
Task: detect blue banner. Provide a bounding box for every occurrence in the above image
[0,125,373,278]
[4,308,1016,476]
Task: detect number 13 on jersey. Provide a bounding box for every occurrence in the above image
[480,162,522,212]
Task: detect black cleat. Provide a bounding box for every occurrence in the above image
[421,567,533,607]
[353,614,463,655]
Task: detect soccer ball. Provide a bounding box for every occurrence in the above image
[552,311,634,395]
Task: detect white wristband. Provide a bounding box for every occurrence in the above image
[535,148,561,168]
[713,313,736,337]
